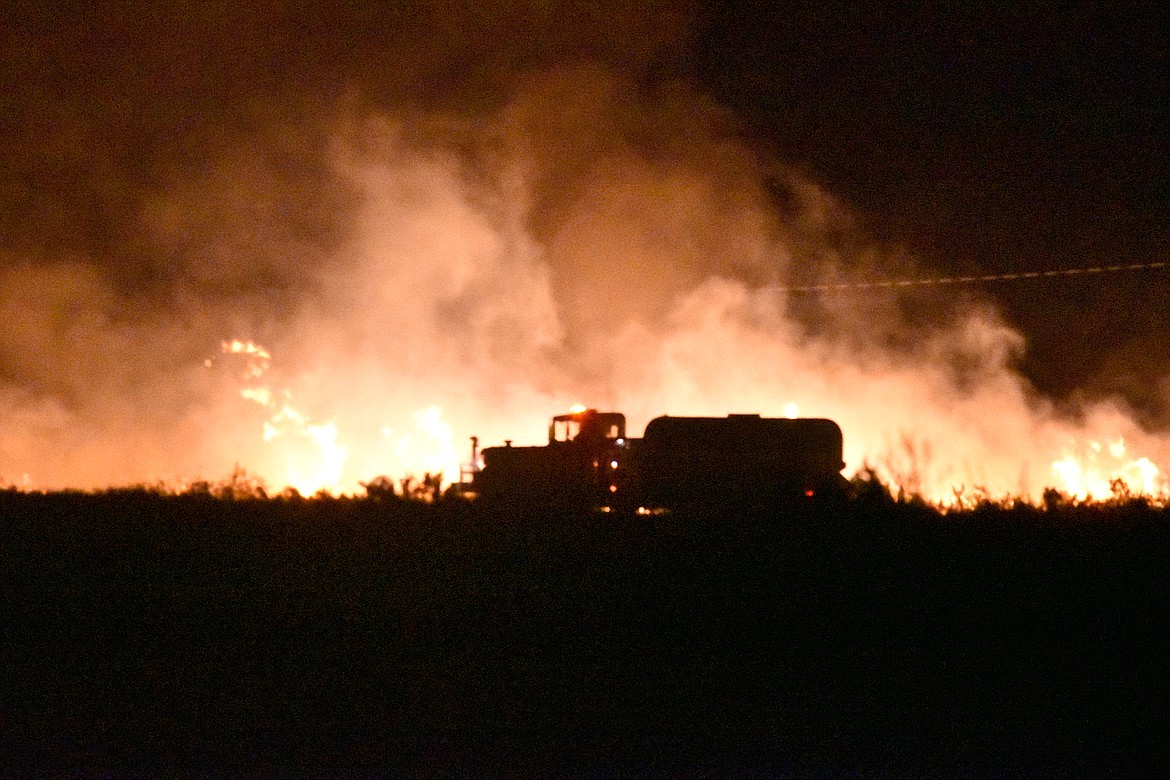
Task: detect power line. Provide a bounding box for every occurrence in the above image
[777,261,1168,293]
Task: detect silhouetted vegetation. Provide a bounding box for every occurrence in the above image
[2,484,1166,774]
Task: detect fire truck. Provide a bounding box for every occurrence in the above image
[466,408,846,511]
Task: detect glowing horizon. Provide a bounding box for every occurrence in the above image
[1,67,1166,503]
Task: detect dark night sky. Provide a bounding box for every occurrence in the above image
[697,3,1168,411]
[3,1,1168,421]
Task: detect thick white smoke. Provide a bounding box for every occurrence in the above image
[1,63,1166,500]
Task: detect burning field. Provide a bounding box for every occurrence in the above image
[2,5,1168,502]
[1,70,1167,502]
[2,3,1167,771]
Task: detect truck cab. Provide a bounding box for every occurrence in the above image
[473,409,631,509]
[549,409,626,445]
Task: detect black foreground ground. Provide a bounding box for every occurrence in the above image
[2,487,1166,775]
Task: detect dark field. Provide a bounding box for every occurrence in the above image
[2,487,1166,775]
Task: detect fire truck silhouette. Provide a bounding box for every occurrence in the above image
[466,408,847,510]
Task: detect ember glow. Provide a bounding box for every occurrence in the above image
[1,7,1166,503]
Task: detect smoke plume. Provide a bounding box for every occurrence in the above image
[1,4,1166,499]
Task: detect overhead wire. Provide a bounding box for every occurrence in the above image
[777,260,1168,293]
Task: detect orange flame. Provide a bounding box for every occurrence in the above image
[216,341,466,495]
[1051,438,1165,502]
[220,340,348,495]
